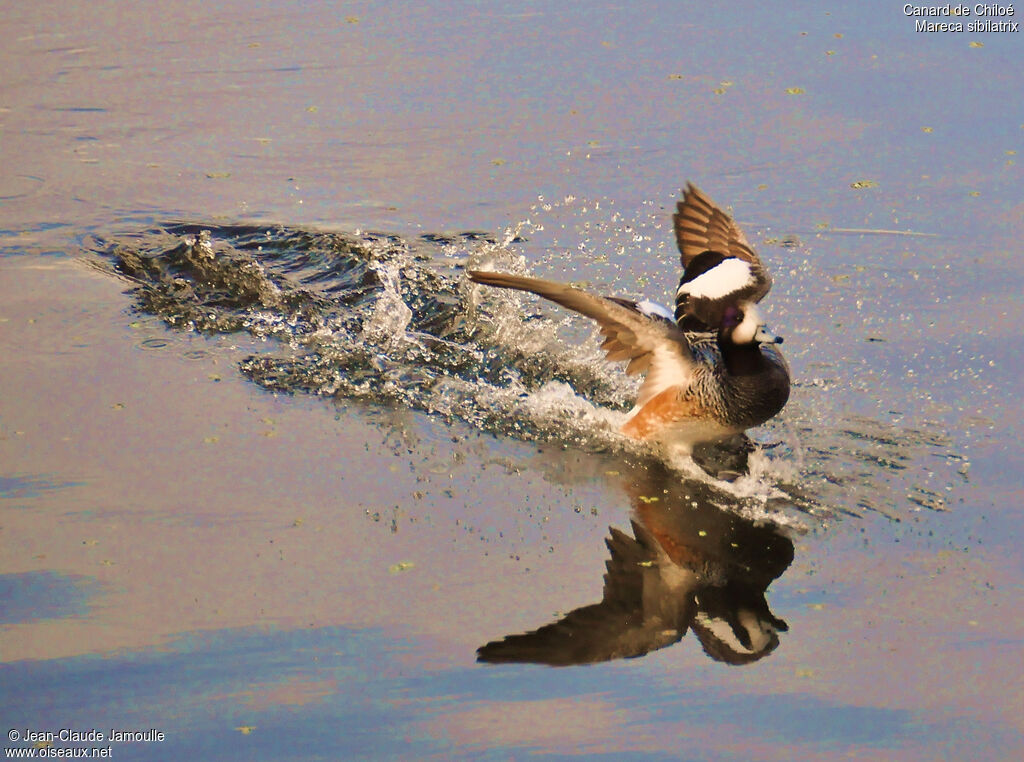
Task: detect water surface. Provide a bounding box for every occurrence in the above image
[1,1,1021,760]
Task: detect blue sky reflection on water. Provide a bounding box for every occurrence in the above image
[1,624,967,760]
[0,571,99,625]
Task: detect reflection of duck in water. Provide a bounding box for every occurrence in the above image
[477,459,793,666]
[469,184,790,456]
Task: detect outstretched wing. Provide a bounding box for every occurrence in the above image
[477,522,695,666]
[468,270,693,408]
[673,183,772,302]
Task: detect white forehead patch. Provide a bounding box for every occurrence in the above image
[732,303,763,344]
[677,258,754,300]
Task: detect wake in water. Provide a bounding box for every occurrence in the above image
[92,222,634,441]
[87,216,966,523]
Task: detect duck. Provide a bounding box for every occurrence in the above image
[468,183,790,452]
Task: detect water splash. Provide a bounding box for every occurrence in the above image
[88,218,967,524]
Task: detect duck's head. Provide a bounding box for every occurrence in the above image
[691,597,789,665]
[676,252,781,342]
[719,302,783,346]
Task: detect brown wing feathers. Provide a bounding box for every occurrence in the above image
[674,183,772,304]
[467,270,687,375]
[674,183,757,266]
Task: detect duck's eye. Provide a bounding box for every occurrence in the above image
[723,307,743,326]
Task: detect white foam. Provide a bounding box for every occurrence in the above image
[361,260,413,345]
[656,443,811,531]
[518,381,628,436]
[677,258,754,300]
